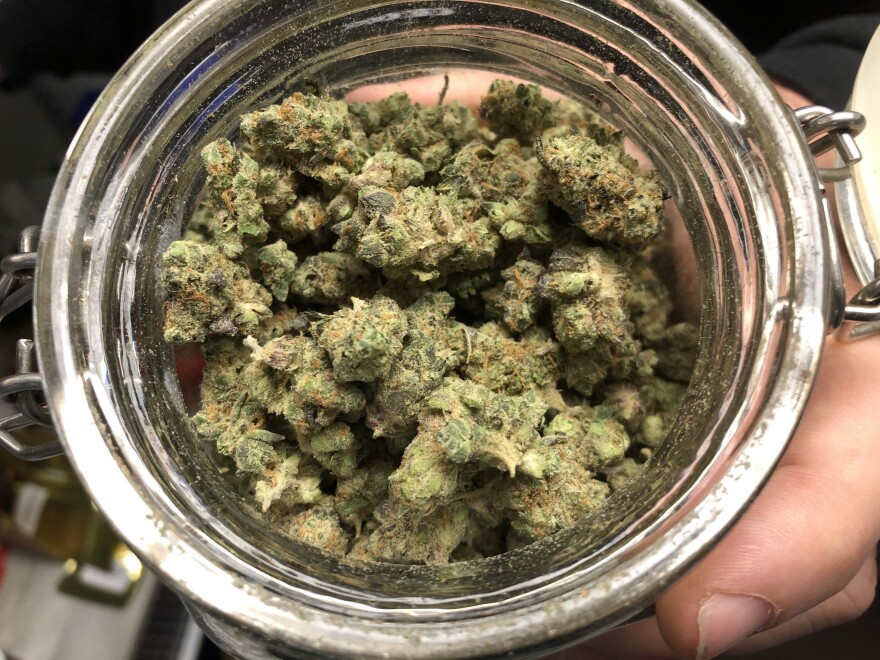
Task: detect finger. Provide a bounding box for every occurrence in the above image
[653,333,880,658]
[729,547,877,654]
[561,549,875,660]
[663,199,700,323]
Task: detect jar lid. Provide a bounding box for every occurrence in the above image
[839,24,880,284]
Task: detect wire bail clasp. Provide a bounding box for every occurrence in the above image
[792,106,880,341]
[0,227,61,460]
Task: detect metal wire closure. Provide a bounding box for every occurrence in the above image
[837,270,880,341]
[790,106,880,341]
[0,226,60,460]
[795,106,866,181]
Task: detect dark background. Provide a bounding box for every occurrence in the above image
[1,1,880,89]
[0,1,877,658]
[706,0,879,51]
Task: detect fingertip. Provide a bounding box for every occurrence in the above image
[694,593,778,658]
[654,329,880,657]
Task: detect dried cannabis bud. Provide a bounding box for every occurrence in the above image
[163,79,698,565]
[313,296,408,382]
[289,252,376,305]
[537,131,665,249]
[352,185,471,280]
[496,255,547,333]
[240,92,365,189]
[478,79,556,143]
[162,241,272,342]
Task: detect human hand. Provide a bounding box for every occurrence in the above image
[352,74,878,658]
[563,85,879,659]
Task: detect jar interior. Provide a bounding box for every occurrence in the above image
[93,0,765,614]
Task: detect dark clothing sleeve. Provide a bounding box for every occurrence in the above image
[758,14,880,108]
[0,0,180,89]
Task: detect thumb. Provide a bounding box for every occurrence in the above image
[655,336,880,658]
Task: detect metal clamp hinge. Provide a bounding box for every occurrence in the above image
[792,106,880,341]
[836,261,880,341]
[0,226,61,460]
[794,105,865,181]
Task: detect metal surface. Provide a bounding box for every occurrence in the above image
[836,268,880,341]
[0,227,58,461]
[794,105,865,181]
[792,102,880,342]
[791,106,869,334]
[834,25,880,341]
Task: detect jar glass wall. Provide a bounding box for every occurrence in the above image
[35,0,829,657]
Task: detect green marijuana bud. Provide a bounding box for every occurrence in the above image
[302,421,360,479]
[537,132,664,249]
[253,450,324,513]
[245,334,366,439]
[438,140,550,247]
[200,139,299,258]
[162,240,272,343]
[478,79,557,142]
[353,185,471,280]
[496,255,547,333]
[538,243,636,356]
[163,78,698,565]
[357,95,481,172]
[287,508,350,557]
[368,344,460,438]
[257,240,298,302]
[361,500,470,565]
[602,457,642,492]
[240,92,365,189]
[289,252,376,305]
[418,376,548,476]
[501,459,608,541]
[460,322,558,398]
[314,295,408,382]
[352,150,426,191]
[654,322,699,383]
[276,195,330,243]
[334,459,394,533]
[542,408,630,468]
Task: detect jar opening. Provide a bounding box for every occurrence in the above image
[38,0,825,652]
[117,22,737,606]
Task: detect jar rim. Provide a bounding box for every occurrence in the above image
[34,0,829,656]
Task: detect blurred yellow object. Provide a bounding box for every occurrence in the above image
[57,513,143,607]
[0,426,142,606]
[0,427,91,559]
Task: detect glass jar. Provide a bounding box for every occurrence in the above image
[31,0,843,656]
